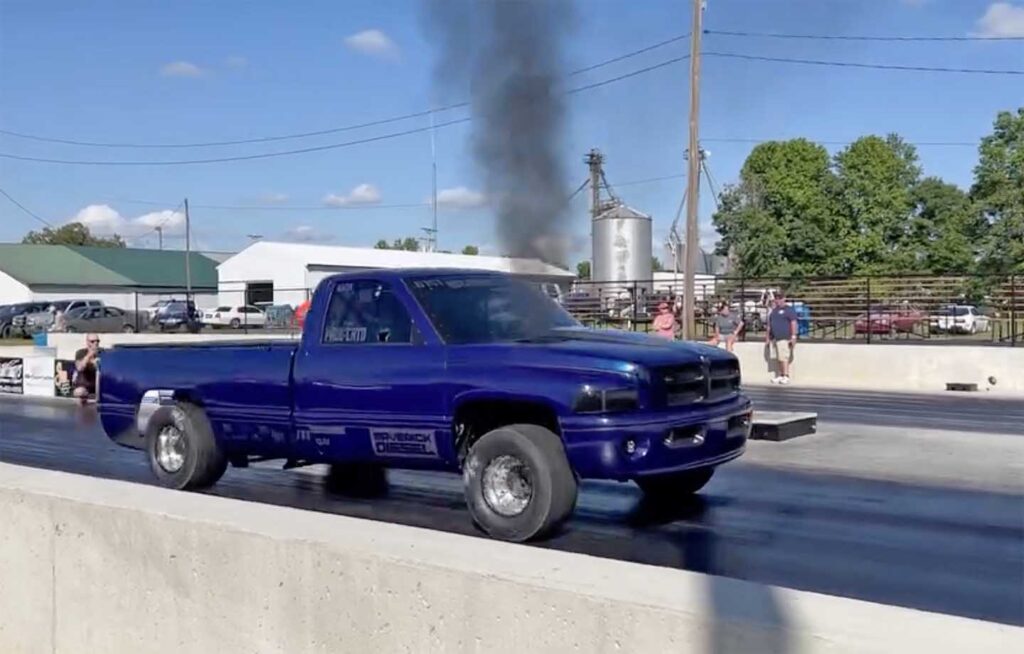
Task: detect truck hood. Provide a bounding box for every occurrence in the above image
[461,328,731,372]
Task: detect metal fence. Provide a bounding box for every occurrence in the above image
[567,274,1021,346]
[16,275,1020,347]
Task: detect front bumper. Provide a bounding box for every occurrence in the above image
[561,395,752,481]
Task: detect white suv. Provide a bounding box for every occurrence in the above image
[202,305,267,329]
[930,305,989,335]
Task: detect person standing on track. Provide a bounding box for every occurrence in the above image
[73,333,101,403]
[766,293,798,385]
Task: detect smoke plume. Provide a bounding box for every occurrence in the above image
[425,0,575,265]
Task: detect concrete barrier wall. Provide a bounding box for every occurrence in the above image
[0,463,1017,654]
[18,334,1024,396]
[733,341,1024,393]
[46,331,298,361]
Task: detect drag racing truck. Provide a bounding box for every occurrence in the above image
[99,269,751,541]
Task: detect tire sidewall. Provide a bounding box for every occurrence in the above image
[463,426,569,542]
[145,405,201,489]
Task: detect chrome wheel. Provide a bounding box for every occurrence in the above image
[156,425,186,473]
[481,455,534,517]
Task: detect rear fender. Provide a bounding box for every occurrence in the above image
[137,389,176,437]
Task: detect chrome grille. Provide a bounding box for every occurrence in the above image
[657,359,740,407]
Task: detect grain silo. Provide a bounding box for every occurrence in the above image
[592,203,653,287]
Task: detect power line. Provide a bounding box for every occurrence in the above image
[702,137,977,147]
[110,197,429,211]
[0,186,53,226]
[703,51,1024,75]
[0,56,693,167]
[704,29,1024,42]
[0,33,691,151]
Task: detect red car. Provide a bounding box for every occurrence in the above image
[854,305,925,335]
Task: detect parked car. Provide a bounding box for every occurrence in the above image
[930,305,990,335]
[155,301,201,332]
[853,305,926,335]
[98,269,751,543]
[202,305,267,329]
[63,306,148,333]
[730,288,778,332]
[15,299,104,334]
[144,300,176,320]
[0,302,51,338]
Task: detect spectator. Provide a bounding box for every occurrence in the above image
[652,302,677,339]
[710,303,743,352]
[73,333,101,403]
[766,293,799,385]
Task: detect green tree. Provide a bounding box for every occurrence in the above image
[461,245,479,255]
[374,237,421,251]
[972,108,1024,273]
[22,222,125,248]
[712,139,840,276]
[576,260,591,279]
[651,256,665,272]
[909,178,983,274]
[833,134,921,273]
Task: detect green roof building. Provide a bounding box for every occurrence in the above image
[0,243,222,309]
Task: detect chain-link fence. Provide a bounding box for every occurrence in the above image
[567,274,1021,346]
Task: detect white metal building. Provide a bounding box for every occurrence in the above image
[216,241,577,308]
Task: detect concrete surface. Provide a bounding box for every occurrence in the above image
[1,462,1020,654]
[733,341,1024,394]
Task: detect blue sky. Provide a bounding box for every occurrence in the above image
[1,0,1022,262]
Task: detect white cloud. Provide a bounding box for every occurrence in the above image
[344,29,400,59]
[434,186,488,210]
[70,204,186,242]
[323,183,382,207]
[257,192,289,204]
[282,225,335,243]
[973,2,1024,37]
[225,55,248,69]
[160,61,206,78]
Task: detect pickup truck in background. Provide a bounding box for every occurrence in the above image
[99,269,751,541]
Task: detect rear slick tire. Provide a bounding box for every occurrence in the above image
[145,402,227,490]
[636,467,715,501]
[463,424,577,543]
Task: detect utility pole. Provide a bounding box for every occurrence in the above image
[586,148,603,220]
[184,198,192,304]
[429,108,439,253]
[156,226,163,250]
[682,0,705,340]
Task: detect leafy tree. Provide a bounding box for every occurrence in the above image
[712,139,840,276]
[651,256,665,272]
[909,178,983,274]
[972,108,1024,274]
[461,245,479,255]
[374,237,421,252]
[833,134,921,274]
[22,222,125,248]
[576,260,591,279]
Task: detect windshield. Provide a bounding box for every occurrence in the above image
[408,275,580,344]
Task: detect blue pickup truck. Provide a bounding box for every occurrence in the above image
[99,269,751,541]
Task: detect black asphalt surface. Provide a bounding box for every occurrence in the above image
[0,390,1021,626]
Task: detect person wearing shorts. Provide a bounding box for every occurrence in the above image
[711,303,743,352]
[73,333,101,403]
[766,294,798,385]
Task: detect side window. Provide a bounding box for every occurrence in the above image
[323,281,414,345]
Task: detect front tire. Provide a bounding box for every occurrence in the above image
[145,402,227,490]
[636,467,715,500]
[463,424,577,542]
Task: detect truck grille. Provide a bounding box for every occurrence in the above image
[657,359,741,407]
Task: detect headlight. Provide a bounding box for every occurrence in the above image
[574,386,640,414]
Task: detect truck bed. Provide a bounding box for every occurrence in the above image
[99,340,298,454]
